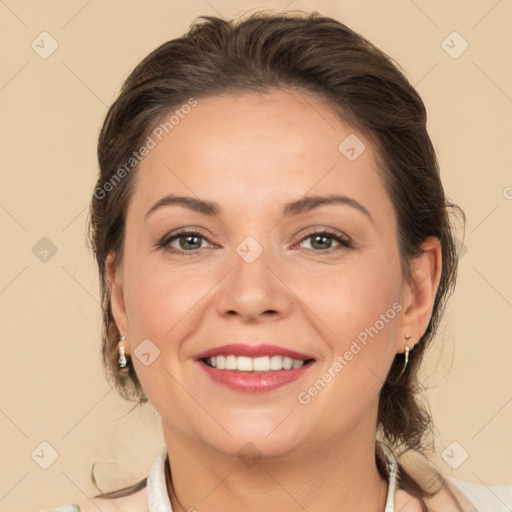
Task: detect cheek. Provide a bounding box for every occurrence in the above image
[297,270,400,435]
[295,257,400,341]
[124,269,184,337]
[122,250,218,346]
[296,255,401,407]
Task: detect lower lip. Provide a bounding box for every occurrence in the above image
[197,360,314,393]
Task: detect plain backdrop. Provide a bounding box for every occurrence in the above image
[0,0,511,510]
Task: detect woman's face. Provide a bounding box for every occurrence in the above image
[109,89,425,458]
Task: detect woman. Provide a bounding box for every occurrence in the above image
[40,10,511,512]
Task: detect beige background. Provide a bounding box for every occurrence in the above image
[1,0,511,510]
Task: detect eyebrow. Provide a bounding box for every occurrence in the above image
[144,193,373,223]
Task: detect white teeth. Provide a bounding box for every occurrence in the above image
[270,355,283,370]
[225,355,237,370]
[252,356,270,371]
[205,355,307,371]
[237,356,253,371]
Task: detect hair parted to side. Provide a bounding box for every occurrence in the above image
[87,9,466,507]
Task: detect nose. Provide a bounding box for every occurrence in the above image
[216,242,293,323]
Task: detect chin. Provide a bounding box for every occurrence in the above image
[196,416,309,460]
[210,433,303,462]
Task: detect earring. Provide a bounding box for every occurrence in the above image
[398,334,412,377]
[118,335,128,369]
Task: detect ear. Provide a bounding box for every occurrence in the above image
[397,236,443,353]
[106,252,130,354]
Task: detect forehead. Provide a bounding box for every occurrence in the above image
[128,89,394,224]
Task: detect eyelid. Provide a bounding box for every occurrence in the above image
[299,225,350,239]
[157,227,216,250]
[295,227,353,250]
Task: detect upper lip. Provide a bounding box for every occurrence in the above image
[195,344,315,361]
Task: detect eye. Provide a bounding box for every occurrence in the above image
[297,229,352,252]
[157,228,352,255]
[158,230,213,253]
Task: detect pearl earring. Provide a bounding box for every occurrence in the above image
[118,335,128,369]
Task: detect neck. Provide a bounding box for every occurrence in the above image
[162,427,390,512]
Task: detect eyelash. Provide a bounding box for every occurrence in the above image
[157,228,353,255]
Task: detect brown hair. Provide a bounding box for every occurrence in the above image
[88,9,466,509]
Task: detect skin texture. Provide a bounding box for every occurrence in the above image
[106,89,442,512]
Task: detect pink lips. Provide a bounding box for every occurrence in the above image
[195,343,314,361]
[195,343,315,393]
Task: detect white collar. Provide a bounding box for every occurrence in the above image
[147,441,399,512]
[147,446,172,512]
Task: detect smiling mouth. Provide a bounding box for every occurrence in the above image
[202,355,315,372]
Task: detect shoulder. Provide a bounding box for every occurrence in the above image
[395,477,512,512]
[35,485,148,512]
[448,477,512,512]
[395,447,512,511]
